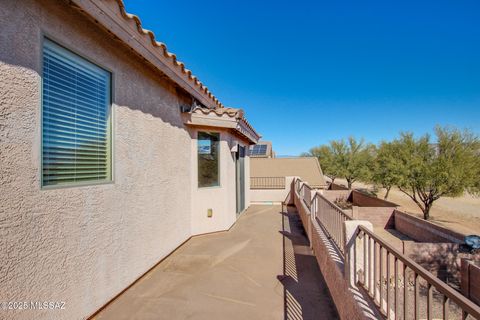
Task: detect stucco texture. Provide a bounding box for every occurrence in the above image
[189,127,251,236]
[0,1,252,319]
[250,157,327,188]
[250,176,295,204]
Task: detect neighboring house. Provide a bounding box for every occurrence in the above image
[249,157,327,204]
[0,1,259,320]
[249,140,275,158]
[250,157,327,189]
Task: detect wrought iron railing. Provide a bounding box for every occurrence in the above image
[312,192,352,255]
[355,226,480,320]
[290,177,480,319]
[301,183,312,209]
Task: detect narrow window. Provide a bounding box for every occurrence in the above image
[198,132,220,187]
[42,39,112,187]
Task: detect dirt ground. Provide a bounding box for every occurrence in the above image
[333,179,480,236]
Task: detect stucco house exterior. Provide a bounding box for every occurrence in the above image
[251,157,327,189]
[0,0,260,319]
[249,157,327,204]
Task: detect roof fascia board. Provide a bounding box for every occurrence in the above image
[237,120,260,144]
[69,0,216,108]
[182,113,238,129]
[182,114,259,144]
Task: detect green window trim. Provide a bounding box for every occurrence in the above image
[41,38,112,188]
[198,132,220,188]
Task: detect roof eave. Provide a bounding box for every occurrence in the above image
[69,0,220,109]
[182,113,238,129]
[69,0,261,143]
[237,119,261,144]
[182,111,260,144]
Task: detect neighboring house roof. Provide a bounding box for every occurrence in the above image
[250,157,327,188]
[249,141,274,158]
[69,0,258,131]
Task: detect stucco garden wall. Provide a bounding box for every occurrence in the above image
[0,1,243,319]
[405,243,480,286]
[328,182,350,190]
[461,259,480,306]
[352,207,396,229]
[351,190,398,207]
[394,210,464,243]
[318,190,351,203]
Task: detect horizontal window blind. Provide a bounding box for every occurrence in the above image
[42,39,111,187]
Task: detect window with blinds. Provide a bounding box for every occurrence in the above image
[42,39,112,187]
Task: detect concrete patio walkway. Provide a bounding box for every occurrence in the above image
[94,205,339,320]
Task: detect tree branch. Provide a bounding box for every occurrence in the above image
[398,185,425,212]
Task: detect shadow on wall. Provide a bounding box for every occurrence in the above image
[408,243,480,288]
[1,0,195,133]
[328,183,349,191]
[277,207,339,320]
[96,35,193,131]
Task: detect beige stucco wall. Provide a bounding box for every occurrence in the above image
[190,128,251,235]
[0,1,250,319]
[250,176,295,204]
[250,157,327,188]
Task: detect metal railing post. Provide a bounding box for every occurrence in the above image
[355,225,480,320]
[344,220,374,287]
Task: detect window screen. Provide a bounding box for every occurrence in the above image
[198,132,220,187]
[42,39,111,187]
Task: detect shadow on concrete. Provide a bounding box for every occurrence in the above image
[277,206,339,320]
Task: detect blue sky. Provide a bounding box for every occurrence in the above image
[124,0,480,155]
